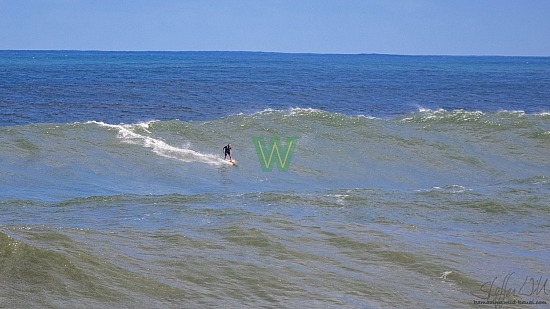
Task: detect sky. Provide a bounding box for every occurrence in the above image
[0,0,549,56]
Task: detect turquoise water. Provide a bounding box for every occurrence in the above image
[1,51,549,308]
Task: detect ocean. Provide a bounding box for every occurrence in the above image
[1,51,549,308]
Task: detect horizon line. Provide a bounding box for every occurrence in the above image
[1,49,549,58]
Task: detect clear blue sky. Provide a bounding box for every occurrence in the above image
[1,0,549,56]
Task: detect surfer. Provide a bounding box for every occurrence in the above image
[223,143,232,160]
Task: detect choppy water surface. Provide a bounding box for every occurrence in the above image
[1,51,549,308]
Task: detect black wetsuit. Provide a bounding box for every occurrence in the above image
[223,145,231,158]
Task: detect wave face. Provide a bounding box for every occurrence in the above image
[1,109,549,201]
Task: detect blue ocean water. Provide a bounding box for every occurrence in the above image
[1,51,549,126]
[1,51,549,308]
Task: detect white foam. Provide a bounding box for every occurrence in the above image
[439,271,453,280]
[418,107,439,113]
[402,108,486,123]
[91,121,228,166]
[415,185,469,194]
[357,114,380,120]
[289,107,322,114]
[135,120,157,133]
[250,108,276,116]
[250,107,324,117]
[497,110,526,116]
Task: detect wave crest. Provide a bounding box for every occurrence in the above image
[89,121,229,166]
